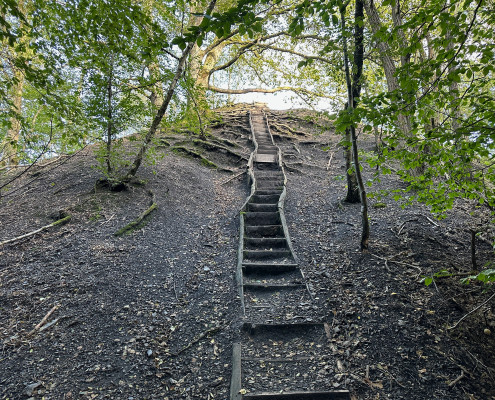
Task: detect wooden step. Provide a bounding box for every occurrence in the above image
[244,225,284,237]
[243,249,292,260]
[243,391,350,400]
[244,212,280,225]
[250,194,281,204]
[246,203,278,212]
[244,237,288,249]
[242,262,299,273]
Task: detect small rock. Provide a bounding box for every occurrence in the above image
[146,349,153,357]
[203,266,211,272]
[25,382,42,396]
[484,328,491,335]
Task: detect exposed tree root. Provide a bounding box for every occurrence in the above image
[114,190,157,236]
[192,139,247,161]
[171,146,218,169]
[282,162,303,174]
[157,138,171,147]
[207,135,240,148]
[270,122,308,137]
[0,215,71,246]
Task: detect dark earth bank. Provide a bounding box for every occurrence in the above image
[1,104,494,399]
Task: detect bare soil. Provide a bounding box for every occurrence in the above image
[1,105,494,399]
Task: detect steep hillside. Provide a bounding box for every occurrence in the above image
[1,105,493,399]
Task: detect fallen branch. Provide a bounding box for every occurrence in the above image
[28,305,60,337]
[114,190,157,236]
[448,291,495,330]
[448,370,465,387]
[0,215,71,246]
[370,253,422,272]
[326,152,334,171]
[173,325,223,356]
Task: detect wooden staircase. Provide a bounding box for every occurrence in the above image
[230,109,351,400]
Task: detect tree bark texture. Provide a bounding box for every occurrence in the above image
[363,0,412,138]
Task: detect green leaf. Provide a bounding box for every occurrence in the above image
[423,276,433,286]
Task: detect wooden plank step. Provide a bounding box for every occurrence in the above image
[244,225,284,237]
[244,237,288,249]
[251,194,281,203]
[244,212,281,225]
[254,154,278,163]
[243,249,292,260]
[246,203,278,212]
[242,263,299,273]
[243,268,303,283]
[254,189,283,196]
[243,391,350,400]
[242,283,305,289]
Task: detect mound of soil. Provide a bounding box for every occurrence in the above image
[0,105,493,399]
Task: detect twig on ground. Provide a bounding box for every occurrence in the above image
[448,370,465,387]
[425,216,440,227]
[397,218,418,235]
[28,305,60,336]
[0,215,71,246]
[370,253,422,273]
[114,190,157,236]
[448,291,495,330]
[100,214,116,225]
[173,325,224,356]
[326,152,334,171]
[221,169,246,185]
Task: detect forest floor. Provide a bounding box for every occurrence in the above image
[0,104,494,400]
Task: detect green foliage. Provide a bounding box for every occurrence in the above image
[422,269,453,286]
[461,266,495,285]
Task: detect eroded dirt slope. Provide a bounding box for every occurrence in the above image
[1,105,494,399]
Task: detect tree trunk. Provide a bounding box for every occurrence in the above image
[4,69,24,166]
[123,0,217,181]
[106,52,114,174]
[390,0,410,68]
[341,3,370,251]
[2,0,28,166]
[344,0,365,204]
[344,125,360,203]
[363,0,412,138]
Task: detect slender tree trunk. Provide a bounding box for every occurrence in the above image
[341,3,370,251]
[344,0,365,203]
[4,69,24,166]
[106,52,114,174]
[344,126,360,203]
[124,0,217,181]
